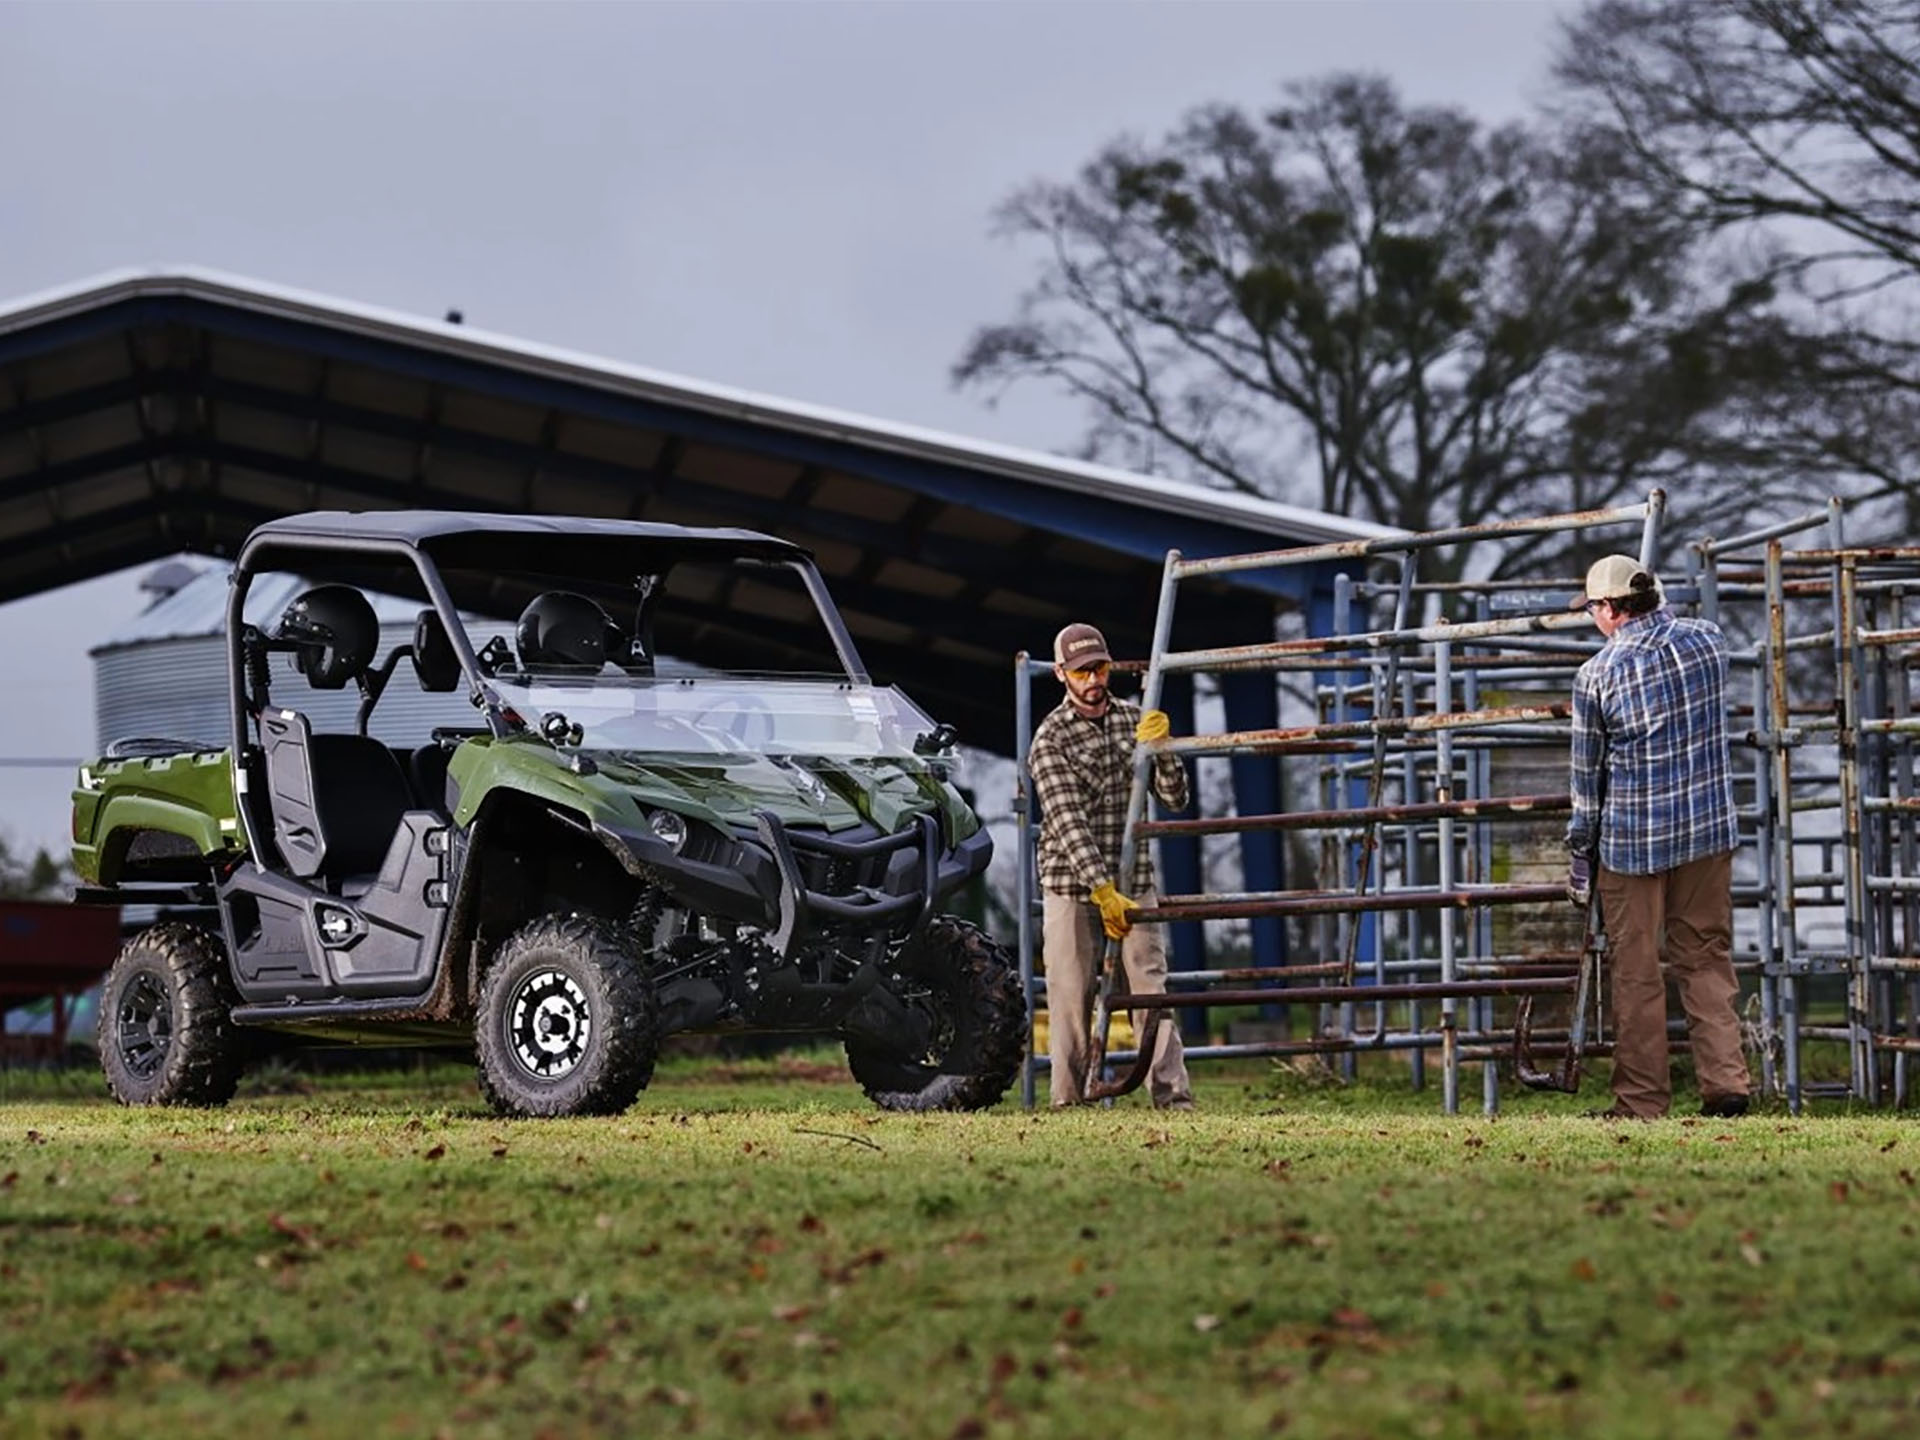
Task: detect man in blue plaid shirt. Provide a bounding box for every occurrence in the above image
[1567,555,1751,1120]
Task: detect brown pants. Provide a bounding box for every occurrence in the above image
[1041,890,1192,1108]
[1598,851,1750,1117]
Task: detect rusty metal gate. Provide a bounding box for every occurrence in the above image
[1013,489,1920,1114]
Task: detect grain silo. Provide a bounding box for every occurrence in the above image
[92,560,510,753]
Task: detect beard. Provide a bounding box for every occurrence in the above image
[1068,683,1108,715]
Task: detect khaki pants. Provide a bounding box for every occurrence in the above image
[1042,890,1192,1108]
[1598,851,1750,1117]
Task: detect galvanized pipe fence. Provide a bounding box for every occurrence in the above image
[1012,489,1920,1114]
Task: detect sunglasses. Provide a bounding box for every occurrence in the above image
[1064,661,1111,682]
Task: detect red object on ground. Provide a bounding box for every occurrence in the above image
[0,899,123,1052]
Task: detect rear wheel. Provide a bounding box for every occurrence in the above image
[476,913,660,1117]
[97,922,243,1107]
[845,916,1025,1112]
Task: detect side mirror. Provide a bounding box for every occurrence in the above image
[913,723,960,756]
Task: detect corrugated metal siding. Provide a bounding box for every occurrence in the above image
[94,565,452,652]
[95,621,512,754]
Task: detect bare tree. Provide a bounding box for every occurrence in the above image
[956,74,1782,577]
[1558,0,1920,517]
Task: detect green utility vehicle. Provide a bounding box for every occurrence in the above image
[73,511,1022,1117]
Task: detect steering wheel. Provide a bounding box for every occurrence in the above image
[693,696,776,749]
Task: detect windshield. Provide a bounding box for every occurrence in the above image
[491,674,947,762]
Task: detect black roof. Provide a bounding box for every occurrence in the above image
[245,509,801,554]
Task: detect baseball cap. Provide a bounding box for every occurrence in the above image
[1053,622,1112,669]
[1570,554,1665,610]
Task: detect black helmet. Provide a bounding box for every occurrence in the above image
[517,591,616,672]
[276,585,378,689]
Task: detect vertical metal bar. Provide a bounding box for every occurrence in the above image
[1750,656,1780,1102]
[1436,633,1460,1116]
[1637,488,1667,568]
[1466,591,1497,1117]
[1014,650,1039,1110]
[1768,539,1803,1114]
[1341,556,1417,988]
[1402,663,1425,1091]
[1084,549,1183,1099]
[1837,560,1876,1102]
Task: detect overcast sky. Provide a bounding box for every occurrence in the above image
[0,0,1572,854]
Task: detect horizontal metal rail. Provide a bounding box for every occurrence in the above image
[1136,792,1571,838]
[1109,977,1577,1009]
[1137,883,1568,923]
[1145,705,1570,758]
[1168,499,1654,580]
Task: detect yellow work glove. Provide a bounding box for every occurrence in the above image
[1135,708,1171,743]
[1090,880,1136,940]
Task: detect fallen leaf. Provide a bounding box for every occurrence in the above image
[423,1144,445,1162]
[1739,1243,1764,1267]
[1193,1313,1221,1333]
[1571,1258,1598,1282]
[269,1214,317,1248]
[1829,1181,1849,1202]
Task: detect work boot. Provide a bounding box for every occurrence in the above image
[1699,1092,1750,1119]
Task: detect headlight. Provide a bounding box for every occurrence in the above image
[647,810,689,853]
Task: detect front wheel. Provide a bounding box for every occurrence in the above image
[475,913,660,1118]
[845,916,1025,1112]
[98,922,243,1107]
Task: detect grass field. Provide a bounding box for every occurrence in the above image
[2,1053,1918,1440]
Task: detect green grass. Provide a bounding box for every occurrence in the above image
[3,1055,1918,1439]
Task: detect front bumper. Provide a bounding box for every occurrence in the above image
[596,810,992,954]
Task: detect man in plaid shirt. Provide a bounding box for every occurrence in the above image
[1029,622,1194,1108]
[1566,555,1750,1120]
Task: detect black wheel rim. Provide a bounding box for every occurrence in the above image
[899,980,960,1072]
[507,967,593,1080]
[115,971,173,1079]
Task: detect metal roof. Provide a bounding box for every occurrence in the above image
[0,266,1405,746]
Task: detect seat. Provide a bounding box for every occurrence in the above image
[308,735,414,879]
[262,710,413,882]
